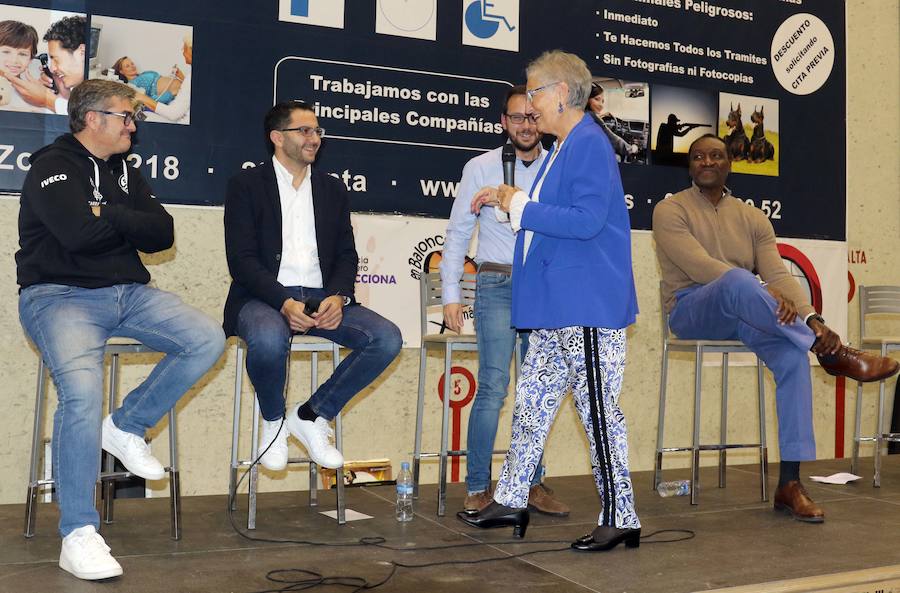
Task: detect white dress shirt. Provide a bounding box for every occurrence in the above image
[508,138,566,264]
[272,156,323,288]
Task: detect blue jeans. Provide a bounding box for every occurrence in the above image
[236,287,402,421]
[467,269,541,494]
[18,283,225,537]
[668,268,817,461]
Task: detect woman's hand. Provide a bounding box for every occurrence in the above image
[497,184,521,213]
[471,186,499,214]
[134,91,157,112]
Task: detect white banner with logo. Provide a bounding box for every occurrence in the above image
[351,213,475,347]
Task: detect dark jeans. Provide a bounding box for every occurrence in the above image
[236,287,402,421]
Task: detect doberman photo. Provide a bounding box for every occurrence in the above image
[723,103,749,161]
[748,105,776,163]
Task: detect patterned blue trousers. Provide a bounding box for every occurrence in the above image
[493,326,640,529]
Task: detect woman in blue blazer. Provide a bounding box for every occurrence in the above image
[458,51,640,552]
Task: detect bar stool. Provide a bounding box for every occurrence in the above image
[229,336,346,528]
[851,285,900,487]
[654,286,769,505]
[412,271,522,516]
[25,339,181,539]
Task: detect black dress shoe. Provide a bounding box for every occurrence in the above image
[456,502,529,538]
[571,526,641,551]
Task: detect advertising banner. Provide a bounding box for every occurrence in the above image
[0,1,845,241]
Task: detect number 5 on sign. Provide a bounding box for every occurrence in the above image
[437,367,476,483]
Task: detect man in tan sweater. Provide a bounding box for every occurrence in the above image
[653,134,898,523]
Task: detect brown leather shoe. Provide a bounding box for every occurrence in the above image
[817,346,899,383]
[463,487,494,513]
[774,480,824,523]
[527,484,570,517]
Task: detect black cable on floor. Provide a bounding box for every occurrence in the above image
[229,416,695,592]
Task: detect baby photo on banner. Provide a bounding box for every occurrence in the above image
[0,5,86,115]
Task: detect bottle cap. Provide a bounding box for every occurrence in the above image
[401,461,410,470]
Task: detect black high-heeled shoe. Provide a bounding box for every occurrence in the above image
[456,502,530,538]
[571,526,640,551]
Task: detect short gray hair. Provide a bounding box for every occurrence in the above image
[68,79,136,133]
[526,50,592,110]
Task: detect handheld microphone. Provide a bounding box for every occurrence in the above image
[501,142,516,187]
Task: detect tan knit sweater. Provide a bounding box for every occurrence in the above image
[652,184,814,317]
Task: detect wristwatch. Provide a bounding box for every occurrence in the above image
[806,313,825,326]
[341,295,352,307]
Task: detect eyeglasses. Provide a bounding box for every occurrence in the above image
[526,81,560,102]
[280,126,326,138]
[93,109,145,126]
[504,112,537,124]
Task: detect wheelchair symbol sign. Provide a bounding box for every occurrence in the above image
[462,0,519,52]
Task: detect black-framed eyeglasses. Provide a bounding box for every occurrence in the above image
[504,112,537,124]
[93,109,145,126]
[280,126,326,138]
[526,81,560,102]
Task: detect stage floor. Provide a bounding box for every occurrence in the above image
[2,457,900,593]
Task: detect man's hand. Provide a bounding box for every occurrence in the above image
[91,206,101,217]
[280,298,316,333]
[6,71,56,110]
[443,303,465,333]
[313,295,344,331]
[766,285,798,325]
[808,317,841,355]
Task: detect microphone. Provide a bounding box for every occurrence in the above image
[502,142,516,187]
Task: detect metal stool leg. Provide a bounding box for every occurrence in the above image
[851,380,863,475]
[102,354,119,525]
[718,353,729,489]
[690,345,703,505]
[654,342,669,490]
[229,343,245,512]
[168,408,181,540]
[335,412,346,525]
[332,343,345,525]
[308,352,319,507]
[874,376,887,488]
[309,463,318,507]
[437,346,452,516]
[412,345,428,499]
[248,400,260,530]
[25,360,48,538]
[757,359,768,502]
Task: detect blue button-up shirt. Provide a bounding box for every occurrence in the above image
[440,144,546,304]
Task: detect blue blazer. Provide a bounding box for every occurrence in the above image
[511,113,638,330]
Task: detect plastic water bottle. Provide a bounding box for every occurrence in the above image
[395,462,414,522]
[656,479,691,497]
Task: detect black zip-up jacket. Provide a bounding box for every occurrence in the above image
[16,134,174,290]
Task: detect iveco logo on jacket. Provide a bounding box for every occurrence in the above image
[40,174,67,188]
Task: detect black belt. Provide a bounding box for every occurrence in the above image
[478,262,512,275]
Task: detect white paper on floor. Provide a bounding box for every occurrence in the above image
[320,509,373,521]
[809,472,862,484]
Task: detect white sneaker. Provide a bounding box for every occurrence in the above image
[101,415,165,480]
[259,417,289,471]
[59,525,123,580]
[285,404,343,469]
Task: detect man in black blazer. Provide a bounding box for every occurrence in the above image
[223,100,402,471]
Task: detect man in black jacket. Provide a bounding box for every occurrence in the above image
[17,80,225,581]
[223,101,401,474]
